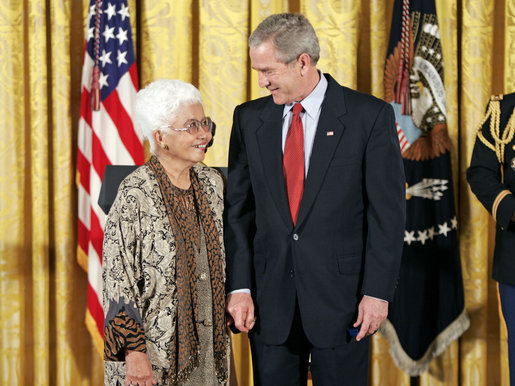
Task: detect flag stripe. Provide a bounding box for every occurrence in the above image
[87,283,105,337]
[89,209,104,264]
[129,62,139,92]
[91,104,135,166]
[80,50,94,92]
[89,166,106,231]
[80,88,94,131]
[116,69,138,114]
[103,89,144,164]
[90,129,112,182]
[78,183,91,229]
[77,149,90,192]
[78,219,89,257]
[88,237,103,295]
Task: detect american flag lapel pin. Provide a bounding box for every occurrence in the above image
[326,131,334,136]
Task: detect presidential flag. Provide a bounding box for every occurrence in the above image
[380,0,469,375]
[77,0,144,354]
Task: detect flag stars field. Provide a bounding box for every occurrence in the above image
[103,25,115,42]
[404,230,417,245]
[117,50,128,66]
[403,217,457,245]
[99,73,109,89]
[116,28,128,45]
[438,222,451,236]
[105,2,117,20]
[427,226,436,240]
[99,50,112,67]
[118,3,130,20]
[417,230,429,245]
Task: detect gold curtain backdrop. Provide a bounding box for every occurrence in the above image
[0,0,512,384]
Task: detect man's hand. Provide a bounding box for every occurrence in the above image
[226,292,256,333]
[125,350,156,386]
[353,296,388,341]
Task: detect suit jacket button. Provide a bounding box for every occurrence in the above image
[203,319,213,327]
[293,233,299,241]
[290,269,295,278]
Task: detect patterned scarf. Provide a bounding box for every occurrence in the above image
[149,156,228,384]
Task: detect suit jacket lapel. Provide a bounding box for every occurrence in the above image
[296,75,347,226]
[255,99,293,229]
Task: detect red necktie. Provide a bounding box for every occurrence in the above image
[283,103,304,225]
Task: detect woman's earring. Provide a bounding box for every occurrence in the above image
[162,144,169,150]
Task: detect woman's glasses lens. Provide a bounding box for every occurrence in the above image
[186,117,212,135]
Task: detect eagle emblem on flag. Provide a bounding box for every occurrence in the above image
[384,11,451,161]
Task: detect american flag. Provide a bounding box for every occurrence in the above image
[77,0,144,354]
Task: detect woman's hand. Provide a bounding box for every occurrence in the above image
[125,350,156,386]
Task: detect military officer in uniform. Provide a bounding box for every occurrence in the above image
[467,92,515,385]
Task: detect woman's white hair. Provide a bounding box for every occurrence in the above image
[134,79,203,154]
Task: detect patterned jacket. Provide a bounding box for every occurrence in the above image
[102,162,227,369]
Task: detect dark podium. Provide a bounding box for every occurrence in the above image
[98,165,139,215]
[98,164,227,215]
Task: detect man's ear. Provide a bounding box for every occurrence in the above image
[297,52,312,73]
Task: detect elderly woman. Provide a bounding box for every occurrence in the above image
[102,79,230,385]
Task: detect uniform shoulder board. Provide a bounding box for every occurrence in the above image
[475,95,501,155]
[480,93,515,164]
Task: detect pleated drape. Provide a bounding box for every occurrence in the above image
[0,1,104,385]
[0,0,512,384]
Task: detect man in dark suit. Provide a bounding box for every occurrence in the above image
[467,93,515,386]
[225,13,406,385]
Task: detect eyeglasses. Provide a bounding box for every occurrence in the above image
[158,117,213,135]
